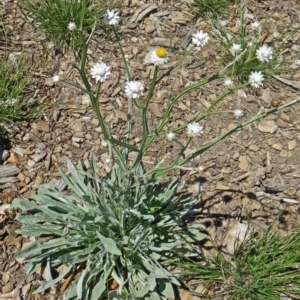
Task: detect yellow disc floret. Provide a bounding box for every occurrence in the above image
[155,47,167,58]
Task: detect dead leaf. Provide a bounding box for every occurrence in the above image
[8,153,18,166]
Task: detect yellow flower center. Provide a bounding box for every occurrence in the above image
[155,47,167,58]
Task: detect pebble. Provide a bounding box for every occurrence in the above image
[31,152,47,162]
[2,282,13,293]
[36,121,50,133]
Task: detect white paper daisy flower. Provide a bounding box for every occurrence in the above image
[192,30,209,48]
[91,62,111,83]
[52,75,60,82]
[104,9,120,25]
[248,71,264,88]
[187,122,203,137]
[148,47,168,66]
[124,81,144,99]
[251,21,261,30]
[256,45,273,63]
[67,22,76,31]
[166,132,176,140]
[224,78,234,87]
[230,43,242,56]
[234,109,244,118]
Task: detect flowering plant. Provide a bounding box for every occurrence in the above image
[13,3,300,300]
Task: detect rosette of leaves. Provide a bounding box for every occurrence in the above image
[12,156,206,299]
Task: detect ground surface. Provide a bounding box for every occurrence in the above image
[0,0,300,299]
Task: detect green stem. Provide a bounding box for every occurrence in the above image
[133,73,222,164]
[146,95,300,178]
[131,66,159,169]
[112,27,131,81]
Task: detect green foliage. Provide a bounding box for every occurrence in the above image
[175,226,300,299]
[213,6,295,83]
[0,54,39,135]
[18,0,120,49]
[12,156,206,299]
[186,0,237,17]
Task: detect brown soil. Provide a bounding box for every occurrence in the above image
[1,0,300,299]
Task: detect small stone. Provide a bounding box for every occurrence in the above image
[27,159,35,168]
[72,136,83,143]
[145,24,155,34]
[2,273,10,284]
[280,112,290,123]
[258,120,277,133]
[31,151,47,162]
[249,145,259,151]
[238,156,250,172]
[44,78,54,87]
[271,143,283,151]
[288,140,297,150]
[1,148,9,161]
[280,150,288,158]
[91,119,99,126]
[2,282,13,293]
[36,121,50,133]
[53,110,61,121]
[17,172,26,182]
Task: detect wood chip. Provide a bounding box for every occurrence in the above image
[0,165,20,177]
[150,37,176,48]
[36,121,50,133]
[130,4,158,23]
[288,140,297,150]
[238,156,250,172]
[258,120,278,133]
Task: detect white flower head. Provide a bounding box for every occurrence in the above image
[105,158,111,164]
[125,81,144,99]
[91,62,111,83]
[104,9,120,25]
[256,45,273,63]
[187,122,203,137]
[230,43,242,56]
[166,132,176,140]
[148,47,168,66]
[249,71,264,88]
[67,22,76,31]
[224,78,234,87]
[251,21,261,30]
[234,109,244,118]
[192,30,209,48]
[52,75,60,82]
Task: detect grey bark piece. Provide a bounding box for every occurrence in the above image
[49,178,67,192]
[130,4,158,23]
[0,176,19,184]
[31,151,47,163]
[181,25,195,49]
[0,164,21,177]
[150,37,176,48]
